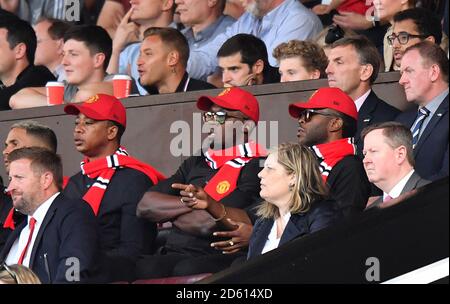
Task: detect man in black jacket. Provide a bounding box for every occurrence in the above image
[289,87,371,217]
[0,18,55,110]
[326,36,401,155]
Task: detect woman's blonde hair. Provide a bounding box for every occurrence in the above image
[0,264,41,284]
[257,143,329,219]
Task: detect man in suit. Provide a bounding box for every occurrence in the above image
[396,41,449,181]
[1,120,58,253]
[362,122,430,209]
[0,147,101,283]
[326,36,401,155]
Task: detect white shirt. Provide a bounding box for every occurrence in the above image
[261,212,292,255]
[383,170,415,201]
[354,89,372,112]
[5,192,60,267]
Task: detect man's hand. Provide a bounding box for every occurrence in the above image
[112,8,139,52]
[312,4,331,15]
[172,183,209,209]
[211,219,253,254]
[333,11,372,30]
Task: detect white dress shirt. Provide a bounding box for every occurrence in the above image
[5,192,60,267]
[354,89,372,112]
[261,212,292,255]
[383,170,415,201]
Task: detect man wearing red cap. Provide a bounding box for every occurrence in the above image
[63,94,165,282]
[136,87,265,279]
[289,87,371,217]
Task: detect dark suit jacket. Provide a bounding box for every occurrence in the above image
[369,171,430,208]
[0,193,102,283]
[247,199,342,259]
[396,94,449,181]
[355,91,401,155]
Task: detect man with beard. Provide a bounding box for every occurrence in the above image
[289,87,371,217]
[136,87,265,279]
[0,147,102,283]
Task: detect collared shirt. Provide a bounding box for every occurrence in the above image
[5,192,60,267]
[418,89,449,138]
[354,89,372,111]
[187,0,322,79]
[182,15,235,52]
[261,212,292,255]
[384,170,414,201]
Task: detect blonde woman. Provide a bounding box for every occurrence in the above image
[247,143,341,259]
[0,264,41,284]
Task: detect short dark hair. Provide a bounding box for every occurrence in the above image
[8,147,63,191]
[405,41,449,83]
[361,122,415,166]
[393,8,442,44]
[330,36,381,85]
[143,27,190,68]
[0,18,36,64]
[11,120,58,153]
[36,17,73,40]
[218,34,270,69]
[63,25,112,71]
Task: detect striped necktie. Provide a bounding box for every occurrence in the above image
[411,107,430,148]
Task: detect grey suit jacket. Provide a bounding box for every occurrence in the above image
[368,171,430,208]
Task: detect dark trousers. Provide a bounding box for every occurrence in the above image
[135,251,246,279]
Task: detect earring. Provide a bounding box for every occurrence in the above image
[171,67,176,74]
[289,184,294,191]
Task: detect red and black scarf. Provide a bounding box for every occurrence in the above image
[204,142,266,201]
[310,138,356,182]
[80,146,165,216]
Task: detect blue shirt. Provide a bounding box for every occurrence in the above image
[186,0,323,79]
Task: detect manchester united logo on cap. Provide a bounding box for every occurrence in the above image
[216,181,231,195]
[86,95,99,104]
[218,88,231,97]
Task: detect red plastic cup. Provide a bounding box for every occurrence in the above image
[113,75,132,99]
[46,82,65,105]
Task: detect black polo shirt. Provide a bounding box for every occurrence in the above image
[327,155,371,217]
[0,65,56,111]
[143,71,216,95]
[150,155,263,255]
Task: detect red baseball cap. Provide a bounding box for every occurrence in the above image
[288,87,358,121]
[64,94,127,128]
[197,87,260,123]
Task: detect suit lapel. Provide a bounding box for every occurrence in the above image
[279,215,304,246]
[414,96,448,156]
[28,194,60,268]
[0,220,27,262]
[356,91,378,146]
[401,172,421,195]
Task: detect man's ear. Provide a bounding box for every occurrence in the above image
[107,124,119,141]
[310,69,321,80]
[243,120,256,134]
[360,63,374,83]
[207,0,218,8]
[14,42,27,61]
[329,117,343,133]
[93,53,106,69]
[425,36,436,44]
[167,50,180,67]
[40,171,54,190]
[395,145,408,165]
[162,0,174,11]
[56,38,64,56]
[252,59,264,75]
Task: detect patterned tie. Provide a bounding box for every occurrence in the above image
[17,217,36,265]
[411,107,430,148]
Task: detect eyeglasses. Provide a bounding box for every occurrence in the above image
[202,111,241,124]
[387,32,427,46]
[298,109,338,123]
[1,263,18,284]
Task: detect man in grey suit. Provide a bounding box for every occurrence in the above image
[361,122,429,209]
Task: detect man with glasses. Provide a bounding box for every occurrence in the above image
[136,87,264,279]
[289,87,371,217]
[387,8,442,72]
